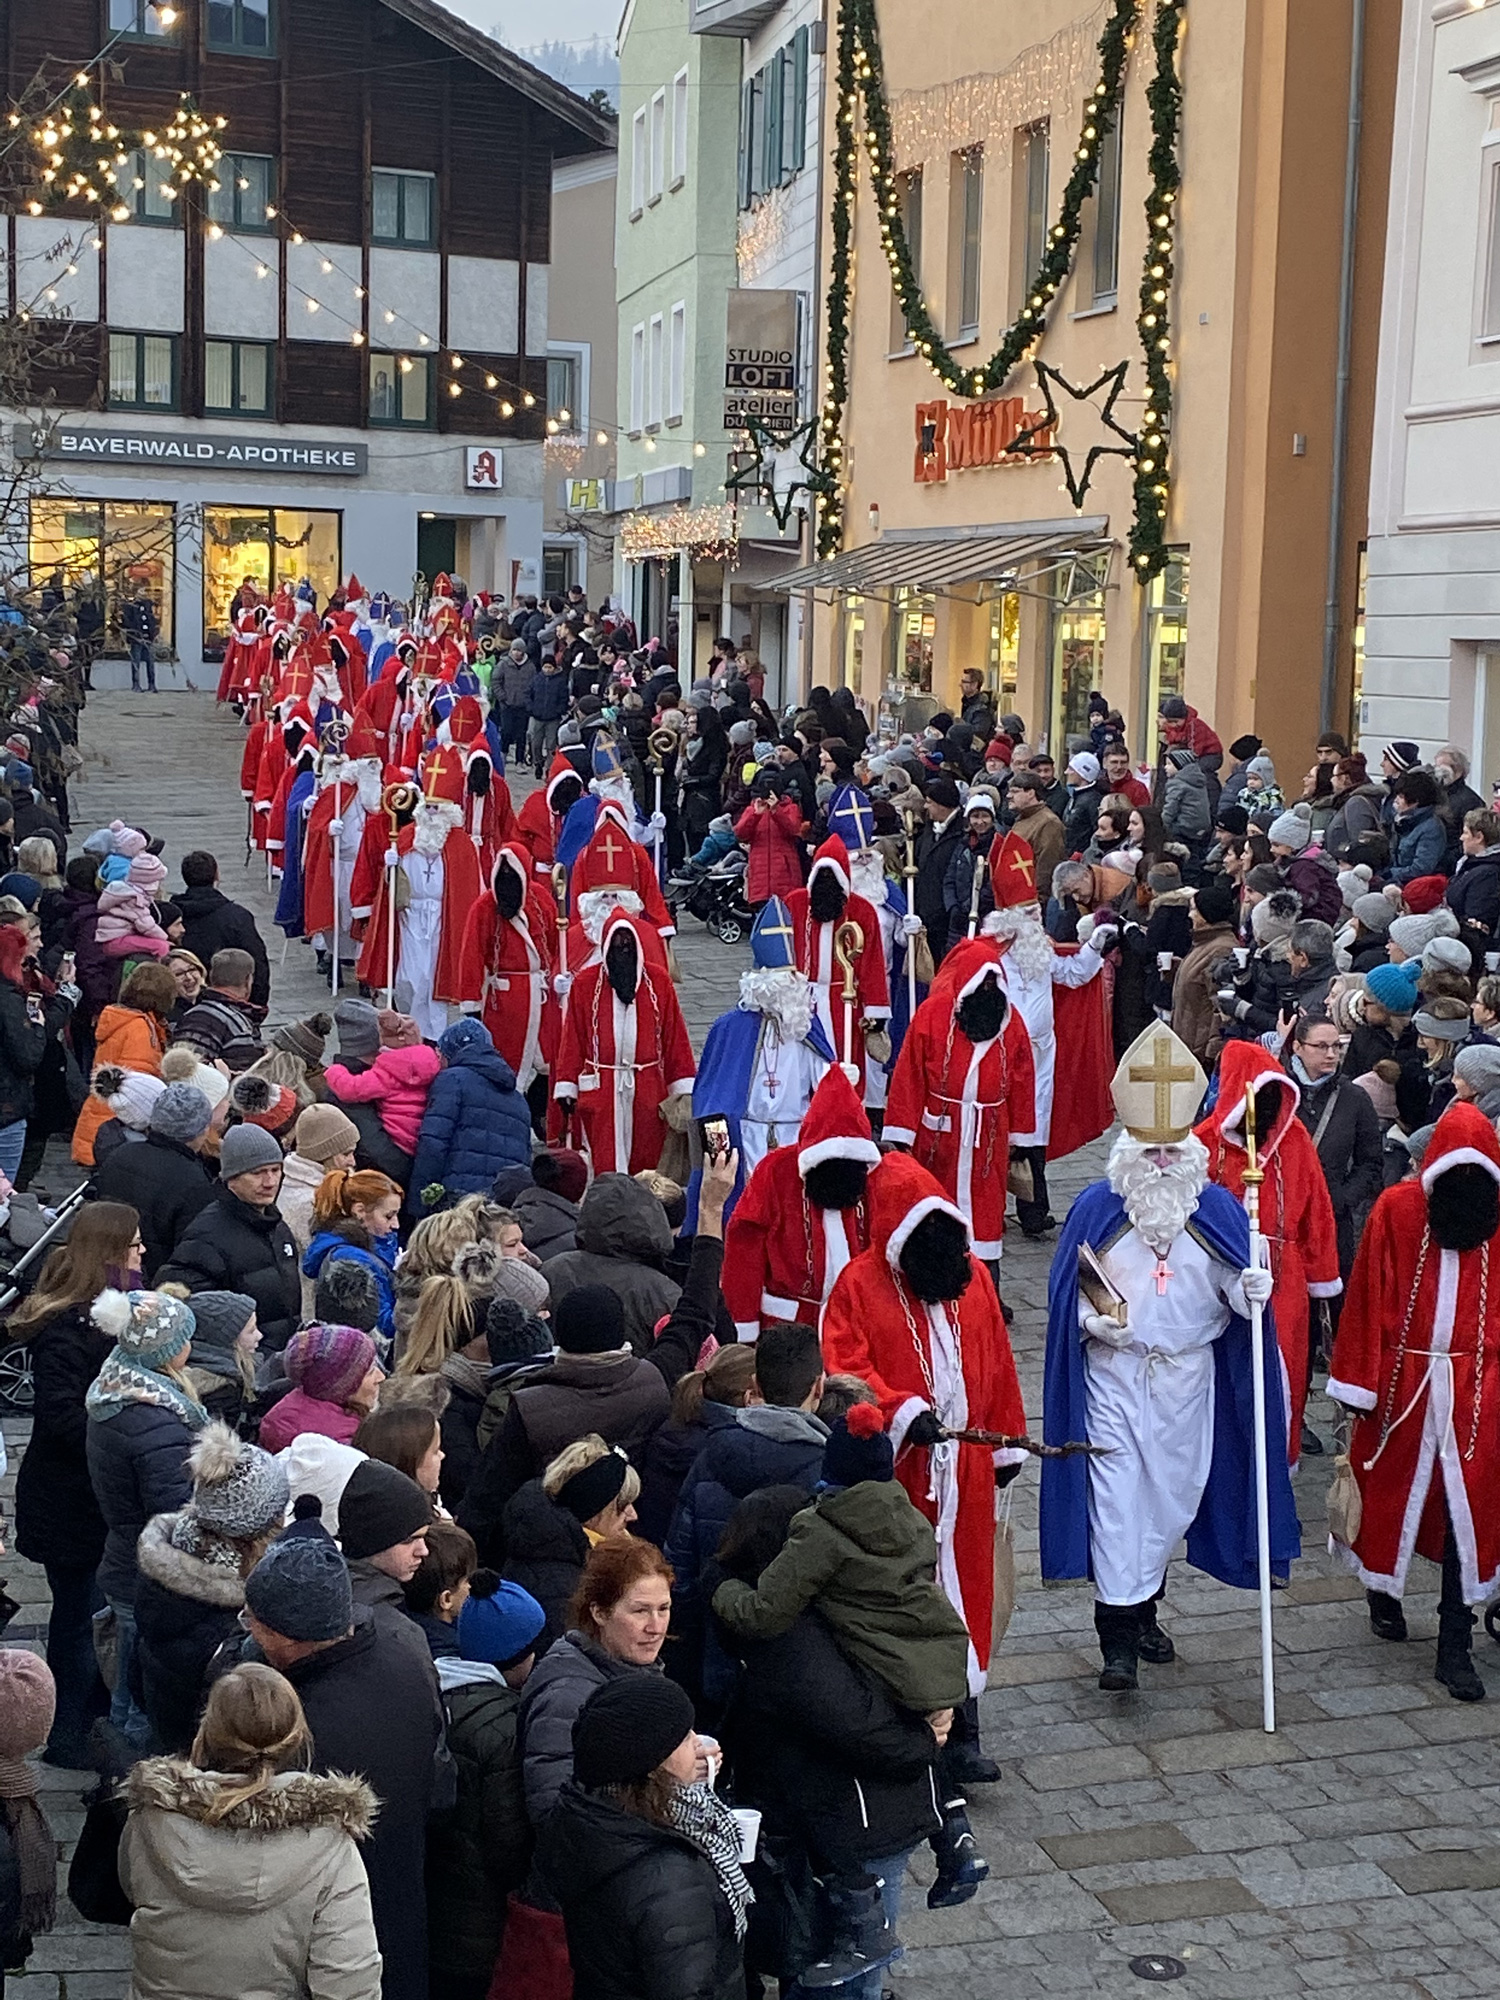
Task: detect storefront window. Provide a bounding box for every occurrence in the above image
[1140,551,1189,765]
[29,499,175,653]
[988,591,1019,708]
[202,506,341,659]
[840,592,864,694]
[891,586,934,695]
[1047,554,1108,756]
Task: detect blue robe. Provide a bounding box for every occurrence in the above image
[273,769,318,939]
[1040,1179,1300,1591]
[556,792,651,875]
[684,1002,837,1228]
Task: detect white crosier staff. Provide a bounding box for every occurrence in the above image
[1241,1081,1277,1733]
[833,917,864,1080]
[966,847,989,940]
[901,807,920,1020]
[321,719,350,999]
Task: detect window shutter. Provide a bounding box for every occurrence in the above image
[789,27,808,176]
[739,80,753,207]
[763,53,781,194]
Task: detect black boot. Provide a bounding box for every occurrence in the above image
[927,1795,989,1909]
[797,1878,900,1990]
[1136,1596,1175,1666]
[1436,1521,1485,1702]
[1367,1588,1408,1642]
[941,1697,1000,1785]
[1095,1602,1139,1692]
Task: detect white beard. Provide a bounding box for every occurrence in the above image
[413,800,462,856]
[354,761,383,812]
[739,966,815,1042]
[1107,1131,1210,1259]
[849,849,887,905]
[986,905,1054,984]
[579,888,643,942]
[592,775,637,819]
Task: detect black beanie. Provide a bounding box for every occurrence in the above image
[1214,804,1249,837]
[573,1673,695,1789]
[925,775,961,810]
[1193,880,1238,927]
[821,1402,895,1487]
[337,1459,433,1562]
[554,1283,626,1354]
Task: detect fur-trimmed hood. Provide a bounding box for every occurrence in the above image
[135,1511,248,1609]
[125,1759,377,1841]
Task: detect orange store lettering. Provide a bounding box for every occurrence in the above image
[913,397,1053,484]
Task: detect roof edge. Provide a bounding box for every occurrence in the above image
[379,0,618,153]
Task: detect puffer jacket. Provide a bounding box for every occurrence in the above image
[86,1398,198,1605]
[93,1131,216,1280]
[519,1631,655,1830]
[511,1183,579,1261]
[1446,846,1500,964]
[323,1042,440,1155]
[71,1001,168,1164]
[486,1476,590,1639]
[1162,759,1213,845]
[1390,805,1448,886]
[300,1225,398,1339]
[409,1018,531,1200]
[158,1186,302,1351]
[13,1305,113,1571]
[428,1659,532,1986]
[132,1510,247,1754]
[120,1761,381,2000]
[542,1173,681,1353]
[1281,850,1344,926]
[635,1399,740,1549]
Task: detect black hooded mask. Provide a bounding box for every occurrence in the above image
[494,862,524,921]
[606,929,639,1005]
[810,868,847,925]
[552,775,583,816]
[899,1209,973,1303]
[1253,1081,1286,1148]
[803,1157,870,1212]
[1428,1163,1500,1253]
[956,973,1005,1044]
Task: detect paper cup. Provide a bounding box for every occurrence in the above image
[1234,946,1250,968]
[1487,953,1500,974]
[1157,952,1173,971]
[731,1807,762,1863]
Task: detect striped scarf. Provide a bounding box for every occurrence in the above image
[668,1784,753,1939]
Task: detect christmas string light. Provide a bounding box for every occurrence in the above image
[24,85,225,214]
[1129,0,1184,582]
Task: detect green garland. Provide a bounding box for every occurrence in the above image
[1129,0,1184,580]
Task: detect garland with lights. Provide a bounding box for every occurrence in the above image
[15,83,225,215]
[1129,0,1184,579]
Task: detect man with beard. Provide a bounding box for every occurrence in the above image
[721,1061,878,1340]
[301,715,385,980]
[821,1150,1027,1782]
[516,749,584,874]
[1042,1023,1296,1692]
[786,833,890,1095]
[828,786,927,1118]
[1328,1100,1500,1701]
[552,908,695,1175]
[691,895,836,1197]
[456,840,560,1098]
[883,939,1035,1268]
[353,748,482,1039]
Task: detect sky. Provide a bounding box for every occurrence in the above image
[442,0,620,59]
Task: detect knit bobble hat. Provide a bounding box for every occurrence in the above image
[1193,880,1238,927]
[94,1064,166,1132]
[128,852,168,895]
[1267,808,1312,853]
[218,1123,285,1179]
[554,1282,626,1355]
[822,1401,895,1488]
[148,1082,214,1144]
[531,1147,588,1206]
[92,1287,195,1370]
[0,1650,56,1764]
[229,1073,299,1135]
[294,1102,360,1164]
[337,1458,433,1562]
[1389,909,1461,960]
[244,1514,353,1643]
[1352,892,1395,935]
[109,821,148,860]
[283,1322,376,1406]
[1423,936,1472,976]
[485,1294,554,1368]
[181,1421,290,1542]
[1364,960,1421,1012]
[458,1571,547,1670]
[272,1010,333,1065]
[1456,1042,1500,1096]
[161,1046,231,1110]
[572,1673,696,1790]
[490,1255,550,1318]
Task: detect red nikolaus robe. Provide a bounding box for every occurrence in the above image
[252,723,293,853]
[883,941,1036,1263]
[569,802,675,942]
[1195,1040,1341,1461]
[786,836,890,1094]
[239,716,268,812]
[266,747,317,871]
[217,619,262,704]
[822,1152,1027,1689]
[356,670,418,768]
[1328,1102,1500,1604]
[721,1064,881,1339]
[353,811,482,1005]
[302,760,382,942]
[456,845,560,1088]
[552,911,695,1175]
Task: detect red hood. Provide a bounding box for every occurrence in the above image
[1195,1040,1299,1159]
[806,833,851,894]
[864,1150,967,1271]
[1420,1100,1500,1194]
[796,1063,880,1175]
[491,843,532,906]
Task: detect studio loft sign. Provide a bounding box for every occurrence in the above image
[913,398,1052,484]
[25,426,368,477]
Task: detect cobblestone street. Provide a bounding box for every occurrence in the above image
[4,694,1500,1999]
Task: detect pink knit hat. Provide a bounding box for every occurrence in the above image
[128,852,168,895]
[283,1322,376,1405]
[109,820,148,860]
[0,1649,56,1764]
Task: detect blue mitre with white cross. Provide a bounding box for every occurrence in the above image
[752,896,798,970]
[828,784,876,854]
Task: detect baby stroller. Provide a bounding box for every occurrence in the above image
[0,1183,88,1412]
[668,846,756,944]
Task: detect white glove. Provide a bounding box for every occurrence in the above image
[1084,1311,1132,1349]
[553,971,573,1001]
[384,847,401,868]
[647,811,667,834]
[901,912,924,938]
[328,817,345,837]
[1240,1264,1273,1307]
[1087,922,1118,951]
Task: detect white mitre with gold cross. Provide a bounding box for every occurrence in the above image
[1111,1023,1206,1144]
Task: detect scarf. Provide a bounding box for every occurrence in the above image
[0,1759,55,1940]
[85,1348,208,1430]
[440,1351,489,1401]
[668,1784,753,1939]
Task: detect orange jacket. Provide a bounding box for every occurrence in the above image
[71,1003,169,1165]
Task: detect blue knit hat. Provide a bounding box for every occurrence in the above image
[822,1402,895,1487]
[458,1570,546,1669]
[91,1287,196,1370]
[1365,961,1420,1013]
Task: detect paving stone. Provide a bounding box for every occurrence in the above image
[1309,1682,1439,1717]
[1405,1702,1500,1744]
[1018,1745,1153,1791]
[1282,1714,1426,1758]
[1147,1728,1300,1775]
[1175,1812,1303,1853]
[1091,1875,1265,1923]
[1035,1823,1196,1869]
[1379,1849,1500,1895]
[1237,1862,1404,1908]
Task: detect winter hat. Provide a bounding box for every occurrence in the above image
[999,713,1025,740]
[1267,809,1311,853]
[489,1164,535,1208]
[1066,751,1100,784]
[1423,935,1472,977]
[822,1402,896,1488]
[97,853,130,885]
[1165,745,1196,771]
[437,1016,494,1062]
[92,1286,195,1368]
[965,788,1000,819]
[185,1290,257,1364]
[294,1102,360,1164]
[161,1046,231,1110]
[489,1255,550,1318]
[1456,1042,1500,1096]
[1230,734,1262,761]
[82,826,118,860]
[1400,1122,1436,1170]
[1400,876,1449,916]
[275,1435,366,1538]
[1146,862,1182,895]
[1193,881,1238,927]
[1336,754,1370,784]
[555,1446,631,1525]
[924,776,961,812]
[1337,864,1373,909]
[337,1458,433,1562]
[1251,890,1302,947]
[271,1011,333,1065]
[458,1571,548,1670]
[1214,805,1249,838]
[0,873,39,910]
[148,1082,214,1144]
[1389,909,1460,959]
[127,852,168,896]
[1383,740,1421,774]
[108,820,148,859]
[182,1421,289,1542]
[1364,960,1420,1012]
[1159,697,1190,721]
[0,1650,55,1765]
[94,1064,166,1132]
[573,1673,696,1790]
[728,719,754,748]
[244,1514,353,1642]
[218,1123,285,1179]
[485,1293,554,1369]
[1413,1005,1471,1045]
[554,1282,626,1355]
[1352,892,1395,935]
[334,996,381,1062]
[229,1073,299,1135]
[283,1322,376,1405]
[983,738,1013,766]
[1245,755,1277,786]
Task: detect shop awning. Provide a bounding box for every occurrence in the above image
[767,515,1110,595]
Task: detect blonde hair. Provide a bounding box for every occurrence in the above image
[15,835,61,891]
[402,1206,485,1283]
[398,1272,476,1376]
[543,1433,643,1511]
[242,1046,316,1109]
[669,1343,755,1426]
[189,1663,311,1822]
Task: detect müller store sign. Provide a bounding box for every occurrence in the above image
[24,425,368,478]
[914,397,1052,484]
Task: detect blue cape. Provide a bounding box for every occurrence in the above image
[273,769,318,938]
[683,1000,836,1230]
[1040,1179,1300,1590]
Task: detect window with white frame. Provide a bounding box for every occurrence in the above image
[649,90,666,202]
[630,323,646,431]
[668,302,686,422]
[672,68,689,187]
[953,148,983,339]
[1091,110,1122,306]
[738,26,809,209]
[648,313,664,427]
[1482,135,1500,341]
[631,108,647,217]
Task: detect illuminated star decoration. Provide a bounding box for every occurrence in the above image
[1006,358,1140,511]
[724,414,835,534]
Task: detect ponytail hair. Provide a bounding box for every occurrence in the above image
[312,1167,400,1228]
[398,1271,475,1376]
[189,1663,312,1823]
[668,1342,755,1426]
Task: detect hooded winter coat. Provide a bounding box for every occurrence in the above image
[1280,849,1344,926]
[428,1658,532,1987]
[300,1226,398,1340]
[323,1043,440,1155]
[71,1000,169,1164]
[13,1304,114,1571]
[635,1398,740,1550]
[132,1510,249,1753]
[542,1173,681,1352]
[119,1760,381,2000]
[488,1476,591,1638]
[511,1182,579,1261]
[159,1186,302,1351]
[408,1019,532,1200]
[1161,757,1213,845]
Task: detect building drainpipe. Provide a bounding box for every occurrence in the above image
[1320,0,1366,736]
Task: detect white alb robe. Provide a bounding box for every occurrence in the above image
[1001,940,1104,1149]
[399,847,450,1042]
[740,1026,824,1182]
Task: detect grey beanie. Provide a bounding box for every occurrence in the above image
[1413,1007,1472,1044]
[1423,935,1472,976]
[149,1081,213,1144]
[1351,892,1395,935]
[219,1122,285,1179]
[334,996,381,1062]
[1268,808,1311,853]
[1456,1042,1500,1096]
[185,1290,257,1356]
[179,1420,289,1542]
[245,1521,353,1642]
[1389,909,1461,960]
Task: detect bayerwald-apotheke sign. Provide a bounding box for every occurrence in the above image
[23,425,367,476]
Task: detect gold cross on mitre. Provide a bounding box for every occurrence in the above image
[422,747,458,801]
[595,825,627,877]
[1008,844,1035,888]
[1111,1022,1205,1144]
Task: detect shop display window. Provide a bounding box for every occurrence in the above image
[202,505,341,659]
[28,499,175,654]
